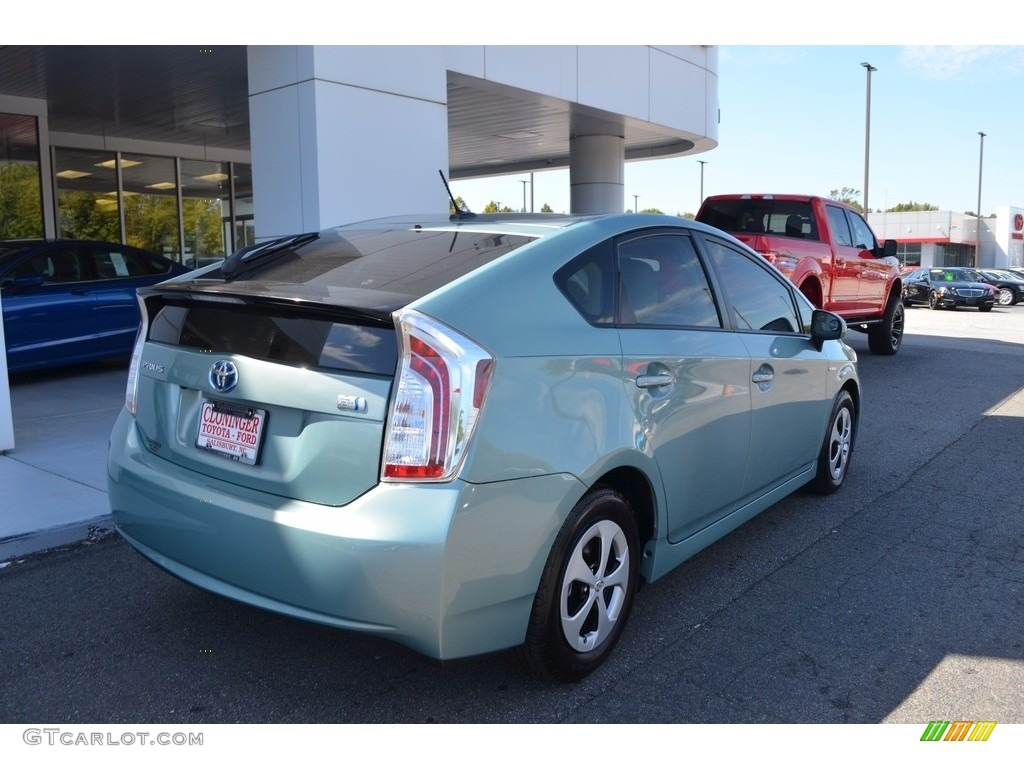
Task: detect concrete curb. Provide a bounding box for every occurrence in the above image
[0,514,114,561]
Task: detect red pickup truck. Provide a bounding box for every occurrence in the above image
[696,193,903,355]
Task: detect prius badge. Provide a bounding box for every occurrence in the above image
[209,360,239,393]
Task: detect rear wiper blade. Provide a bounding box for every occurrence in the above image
[221,232,320,280]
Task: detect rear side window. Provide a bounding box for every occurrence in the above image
[554,241,614,325]
[91,246,170,278]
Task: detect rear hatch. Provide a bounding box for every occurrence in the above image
[129,220,536,506]
[136,296,398,506]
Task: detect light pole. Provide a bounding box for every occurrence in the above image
[697,160,707,204]
[861,62,877,214]
[976,131,986,267]
[633,194,639,213]
[520,179,528,213]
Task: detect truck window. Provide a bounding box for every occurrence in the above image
[848,212,877,252]
[764,202,818,241]
[825,205,853,247]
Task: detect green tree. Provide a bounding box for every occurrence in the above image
[57,190,119,241]
[677,212,695,220]
[183,198,226,261]
[483,200,514,213]
[829,187,864,212]
[0,163,44,239]
[449,195,468,215]
[886,201,938,212]
[122,194,182,258]
[640,207,663,214]
[540,203,553,213]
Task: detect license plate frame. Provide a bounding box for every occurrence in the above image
[196,399,266,466]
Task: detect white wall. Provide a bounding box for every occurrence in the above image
[248,46,450,236]
[247,45,719,234]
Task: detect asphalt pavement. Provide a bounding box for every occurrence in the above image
[1,307,1023,725]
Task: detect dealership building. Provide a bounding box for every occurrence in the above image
[869,207,1024,271]
[0,45,719,258]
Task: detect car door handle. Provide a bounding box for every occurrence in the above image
[635,374,673,389]
[751,370,774,384]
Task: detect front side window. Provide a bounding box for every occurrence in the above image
[10,247,85,284]
[848,211,877,251]
[702,237,801,333]
[825,205,853,247]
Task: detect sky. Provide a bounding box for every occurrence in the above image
[32,3,1022,223]
[451,44,1024,218]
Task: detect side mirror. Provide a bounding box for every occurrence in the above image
[810,309,845,350]
[883,239,898,257]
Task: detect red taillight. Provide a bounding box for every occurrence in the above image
[385,336,450,479]
[383,311,493,482]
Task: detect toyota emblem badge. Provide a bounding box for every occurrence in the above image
[209,360,239,393]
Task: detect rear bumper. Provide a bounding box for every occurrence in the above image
[107,408,585,660]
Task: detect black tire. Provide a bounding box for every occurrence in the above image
[809,390,856,495]
[997,287,1014,306]
[868,293,904,355]
[979,304,993,313]
[516,487,639,682]
[928,291,942,310]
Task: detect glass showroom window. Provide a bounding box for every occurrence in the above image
[53,147,120,242]
[180,159,231,266]
[121,153,181,261]
[897,242,921,268]
[232,163,255,252]
[0,113,44,239]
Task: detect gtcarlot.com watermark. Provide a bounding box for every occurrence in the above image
[23,728,203,747]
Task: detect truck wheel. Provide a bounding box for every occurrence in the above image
[868,294,904,355]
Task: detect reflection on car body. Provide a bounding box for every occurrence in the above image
[107,212,860,681]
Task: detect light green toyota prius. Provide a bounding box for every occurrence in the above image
[107,212,859,681]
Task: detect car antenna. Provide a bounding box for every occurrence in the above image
[440,169,475,220]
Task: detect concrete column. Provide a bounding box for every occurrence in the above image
[246,46,451,239]
[569,134,625,214]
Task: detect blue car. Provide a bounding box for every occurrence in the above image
[107,213,859,681]
[0,239,191,373]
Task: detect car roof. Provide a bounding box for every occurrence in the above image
[151,212,730,314]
